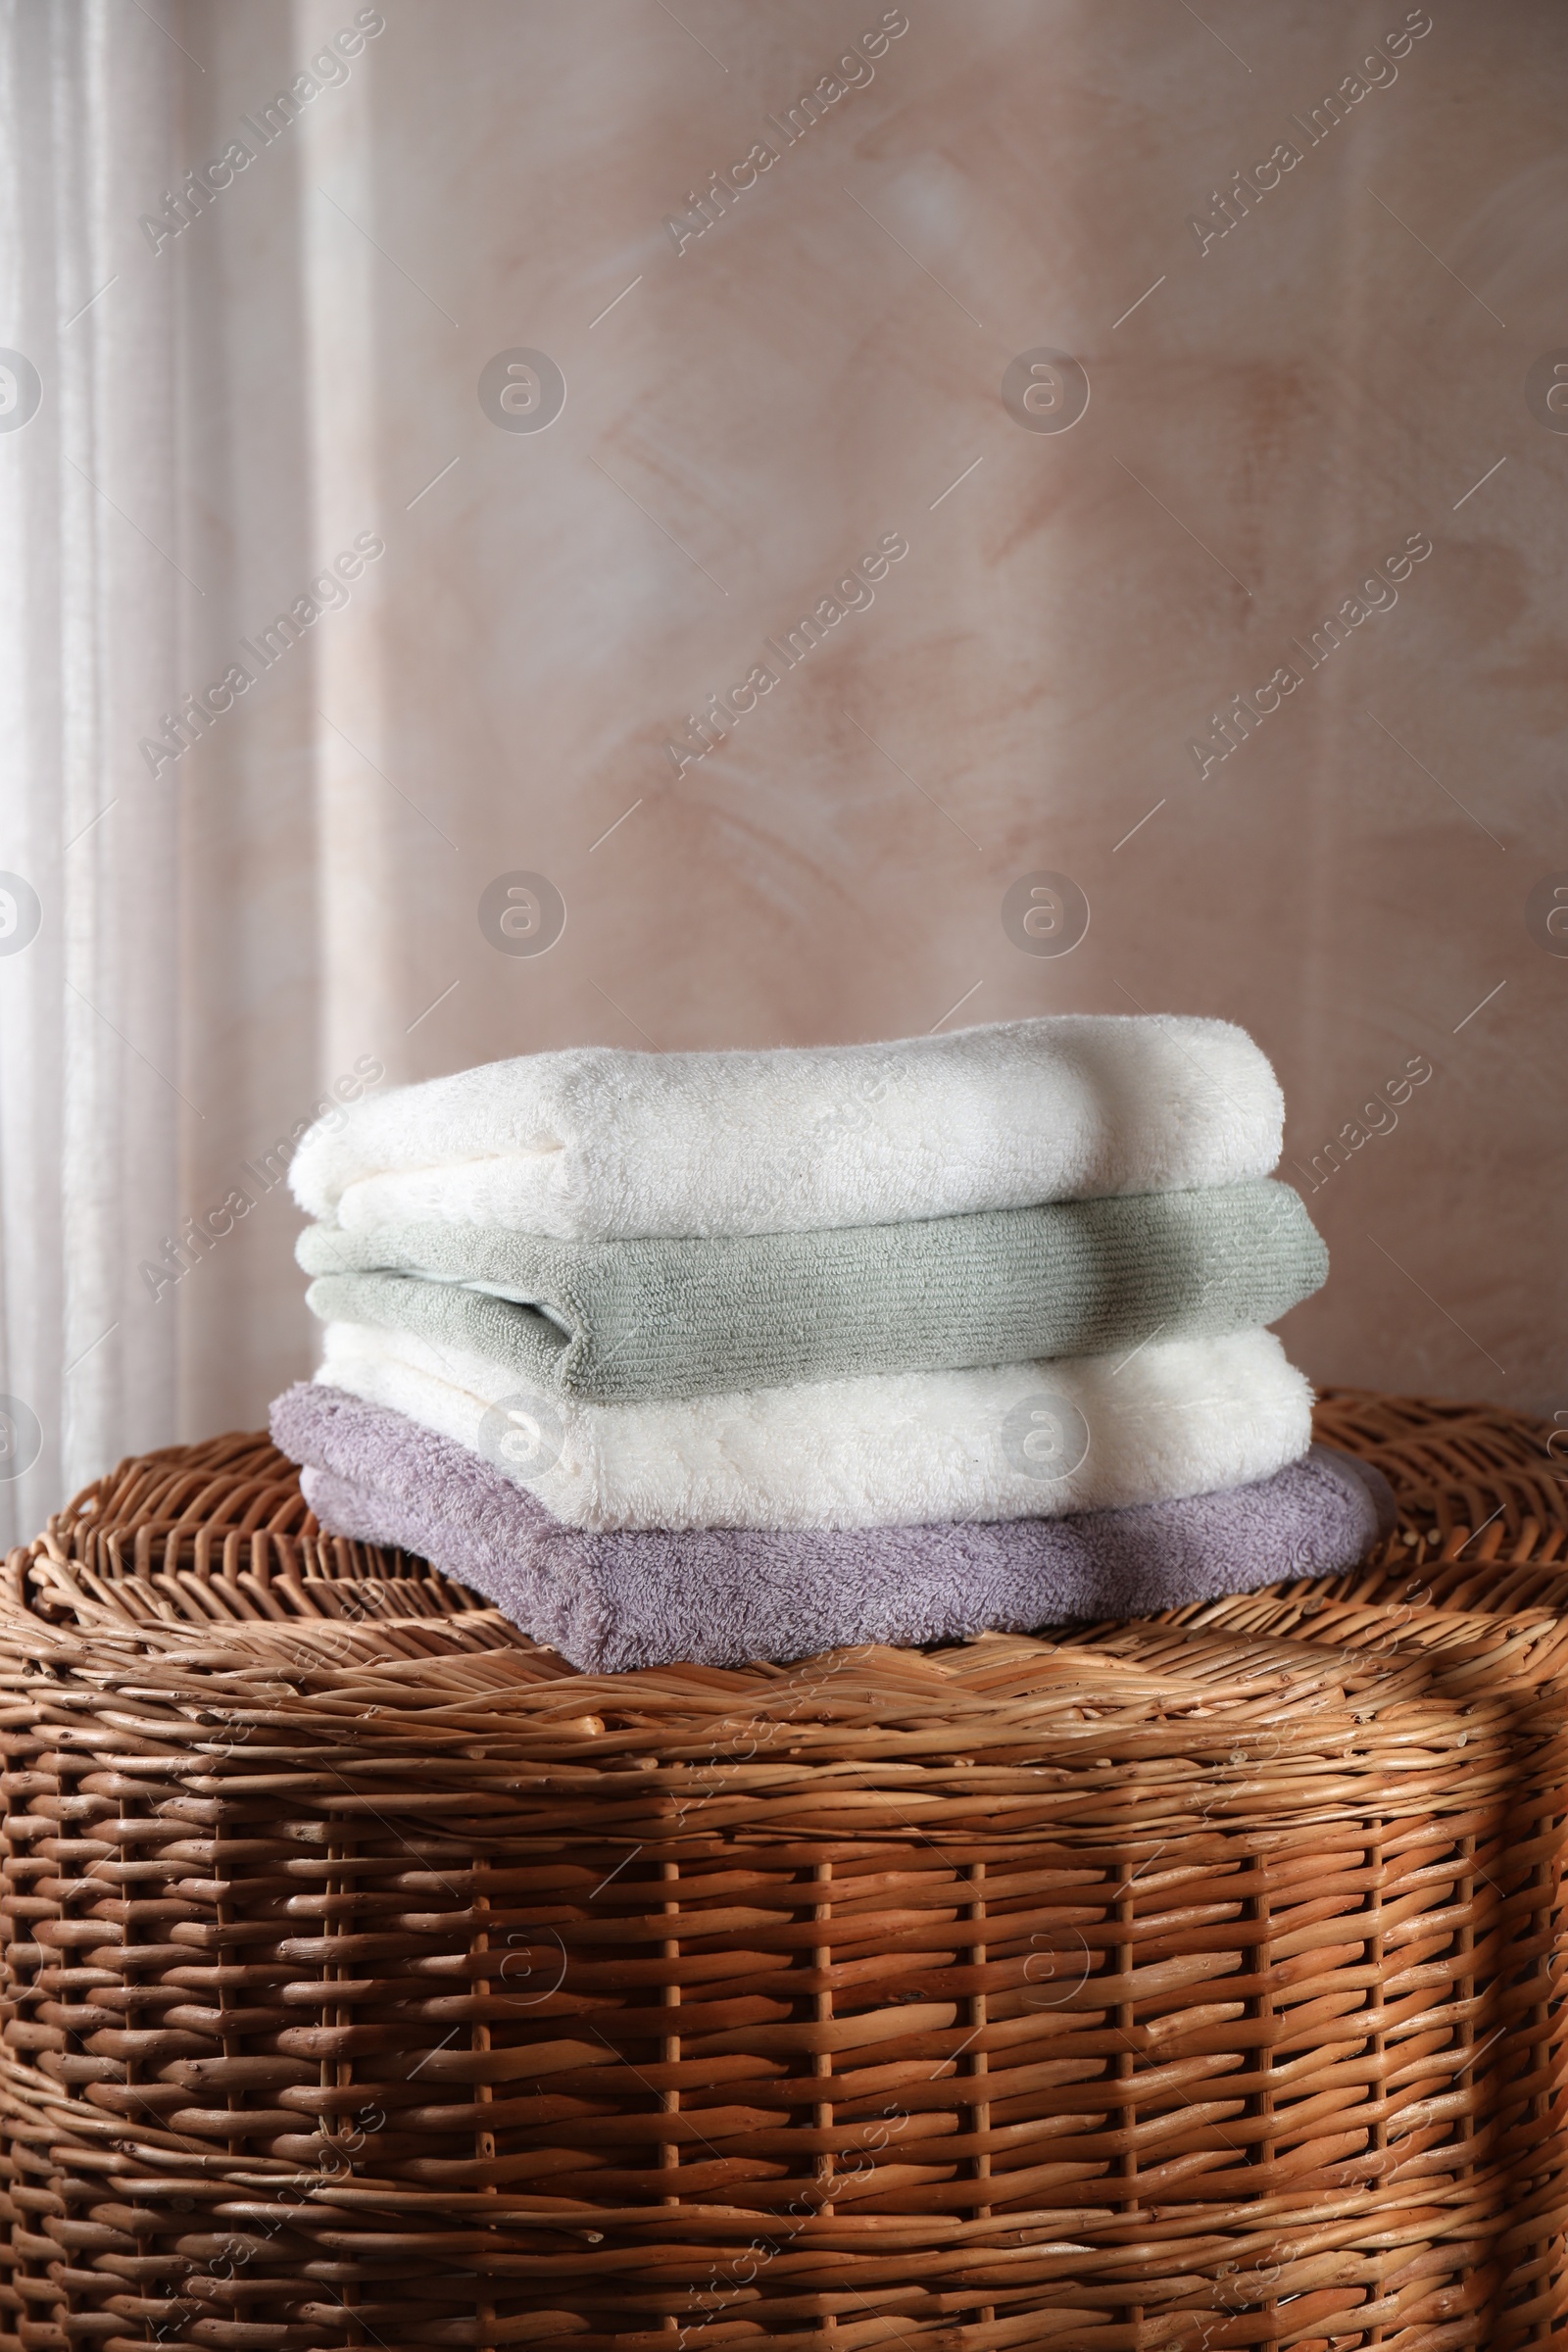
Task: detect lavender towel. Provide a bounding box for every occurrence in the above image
[271,1383,1396,1674]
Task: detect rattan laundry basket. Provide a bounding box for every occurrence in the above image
[0,1390,1564,2351]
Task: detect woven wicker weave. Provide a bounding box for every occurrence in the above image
[0,1390,1564,2350]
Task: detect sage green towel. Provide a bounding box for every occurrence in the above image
[297,1179,1325,1403]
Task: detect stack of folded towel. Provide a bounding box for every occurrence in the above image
[270,1015,1394,1671]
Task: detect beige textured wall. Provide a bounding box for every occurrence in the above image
[167,0,1568,1433]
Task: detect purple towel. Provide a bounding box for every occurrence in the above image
[271,1383,1396,1673]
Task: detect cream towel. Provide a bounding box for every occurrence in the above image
[290,1014,1284,1241]
[315,1320,1312,1533]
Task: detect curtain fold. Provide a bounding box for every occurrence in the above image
[0,1,185,1541]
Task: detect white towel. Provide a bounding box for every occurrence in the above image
[315,1320,1312,1533]
[290,1015,1284,1242]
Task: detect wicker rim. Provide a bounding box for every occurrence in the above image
[1,1385,1564,1695]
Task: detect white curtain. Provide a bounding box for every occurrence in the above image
[0,0,185,1544]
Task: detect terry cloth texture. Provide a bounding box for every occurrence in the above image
[312,1320,1314,1532]
[296,1179,1327,1403]
[273,1383,1395,1674]
[288,1013,1286,1241]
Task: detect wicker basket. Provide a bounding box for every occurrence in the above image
[0,1390,1564,2351]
